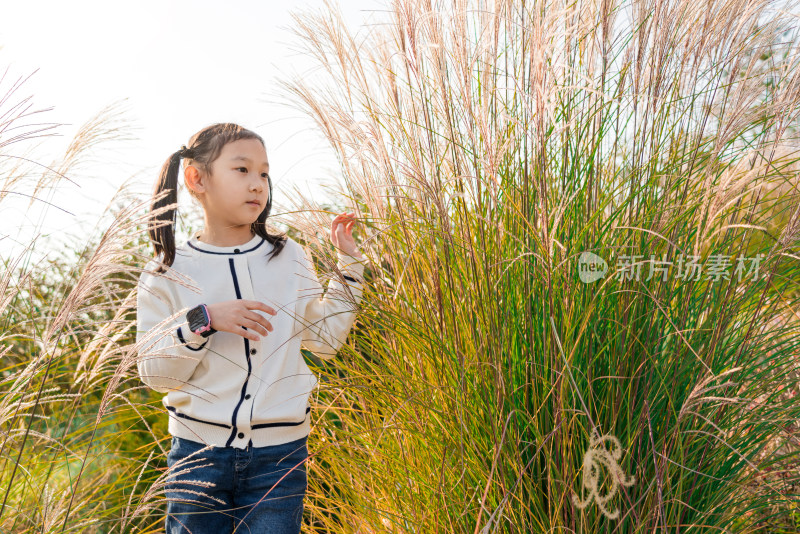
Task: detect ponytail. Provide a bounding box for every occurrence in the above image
[148,146,189,273]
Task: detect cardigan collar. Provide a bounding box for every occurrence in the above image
[187,231,266,255]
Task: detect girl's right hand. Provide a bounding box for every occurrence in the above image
[206,300,277,341]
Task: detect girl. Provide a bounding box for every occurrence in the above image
[135,122,367,534]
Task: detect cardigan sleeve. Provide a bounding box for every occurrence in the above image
[135,263,213,393]
[296,246,366,360]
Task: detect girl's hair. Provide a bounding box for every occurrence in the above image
[148,123,287,273]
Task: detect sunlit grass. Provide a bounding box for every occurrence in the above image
[280,0,800,531]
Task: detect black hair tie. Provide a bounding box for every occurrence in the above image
[178,144,193,158]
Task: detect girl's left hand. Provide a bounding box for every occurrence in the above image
[330,211,363,258]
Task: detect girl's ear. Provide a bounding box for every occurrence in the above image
[184,164,207,194]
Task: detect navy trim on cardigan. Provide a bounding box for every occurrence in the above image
[167,405,232,429]
[166,406,309,432]
[226,335,253,446]
[187,238,265,255]
[176,326,209,351]
[343,275,360,283]
[252,406,311,429]
[225,257,253,447]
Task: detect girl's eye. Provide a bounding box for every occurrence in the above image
[238,168,268,179]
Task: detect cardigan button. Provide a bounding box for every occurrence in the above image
[250,348,256,355]
[238,432,244,439]
[234,248,240,253]
[245,394,251,399]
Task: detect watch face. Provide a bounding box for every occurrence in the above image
[187,305,209,331]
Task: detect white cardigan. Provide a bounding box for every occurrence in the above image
[135,232,366,449]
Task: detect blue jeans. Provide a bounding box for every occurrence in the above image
[165,435,308,534]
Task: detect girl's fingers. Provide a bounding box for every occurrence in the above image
[241,319,268,337]
[238,324,261,341]
[332,212,357,237]
[333,212,356,224]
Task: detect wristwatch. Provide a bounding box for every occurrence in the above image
[186,304,216,337]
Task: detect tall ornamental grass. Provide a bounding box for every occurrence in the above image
[280,0,800,531]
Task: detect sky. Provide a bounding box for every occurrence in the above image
[0,0,387,266]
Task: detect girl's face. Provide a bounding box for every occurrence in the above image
[188,138,270,229]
